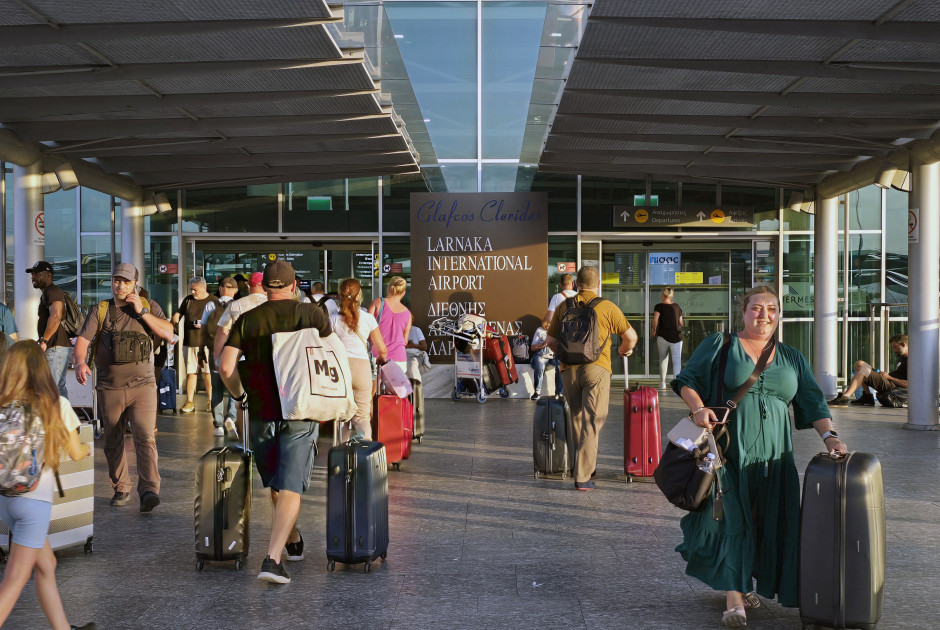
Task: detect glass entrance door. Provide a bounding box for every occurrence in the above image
[602,244,743,381]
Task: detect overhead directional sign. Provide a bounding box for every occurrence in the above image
[613,206,754,228]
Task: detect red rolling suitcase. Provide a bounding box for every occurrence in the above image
[484,334,518,385]
[623,357,661,481]
[799,452,885,630]
[371,370,413,470]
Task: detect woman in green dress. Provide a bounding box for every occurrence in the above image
[671,285,847,628]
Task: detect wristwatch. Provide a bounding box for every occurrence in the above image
[139,307,150,315]
[822,430,839,441]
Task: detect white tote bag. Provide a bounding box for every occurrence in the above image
[271,327,357,422]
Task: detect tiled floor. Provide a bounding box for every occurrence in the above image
[3,390,936,629]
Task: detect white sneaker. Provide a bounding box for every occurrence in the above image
[224,417,238,438]
[213,426,225,437]
[659,382,667,390]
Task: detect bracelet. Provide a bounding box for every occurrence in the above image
[232,392,247,402]
[688,407,706,418]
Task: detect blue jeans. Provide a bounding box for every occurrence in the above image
[210,370,237,428]
[45,346,71,399]
[530,348,562,395]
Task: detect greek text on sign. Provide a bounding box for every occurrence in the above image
[613,206,754,228]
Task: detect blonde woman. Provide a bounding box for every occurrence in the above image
[0,342,95,630]
[652,286,684,389]
[367,276,412,373]
[330,279,388,440]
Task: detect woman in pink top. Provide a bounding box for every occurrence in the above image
[368,276,412,372]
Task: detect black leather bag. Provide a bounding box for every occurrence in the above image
[653,428,725,512]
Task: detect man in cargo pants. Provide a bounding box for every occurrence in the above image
[74,263,174,512]
[219,260,332,584]
[547,266,637,491]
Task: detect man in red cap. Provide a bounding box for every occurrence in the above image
[219,260,331,585]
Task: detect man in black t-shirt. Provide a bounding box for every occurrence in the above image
[220,260,331,585]
[172,277,219,413]
[27,260,71,397]
[829,333,909,407]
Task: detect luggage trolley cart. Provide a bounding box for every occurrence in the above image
[430,316,507,403]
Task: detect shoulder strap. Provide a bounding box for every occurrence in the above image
[87,300,112,365]
[586,297,605,309]
[716,333,775,409]
[378,298,385,323]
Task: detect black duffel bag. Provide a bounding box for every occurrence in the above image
[653,425,727,520]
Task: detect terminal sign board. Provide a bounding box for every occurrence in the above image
[613,206,754,228]
[410,193,548,363]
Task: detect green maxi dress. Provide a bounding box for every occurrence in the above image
[670,332,829,606]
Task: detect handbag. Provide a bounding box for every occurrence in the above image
[654,333,775,519]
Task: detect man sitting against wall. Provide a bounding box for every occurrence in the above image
[828,333,908,408]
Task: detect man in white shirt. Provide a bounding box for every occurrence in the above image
[213,272,267,364]
[544,274,577,323]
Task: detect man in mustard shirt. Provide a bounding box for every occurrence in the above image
[547,266,637,491]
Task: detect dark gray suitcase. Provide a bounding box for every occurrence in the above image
[194,411,251,571]
[533,396,575,478]
[410,378,425,443]
[799,452,885,630]
[326,439,389,572]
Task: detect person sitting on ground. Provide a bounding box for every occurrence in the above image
[828,334,908,407]
[0,342,95,630]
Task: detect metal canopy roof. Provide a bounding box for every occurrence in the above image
[540,0,940,191]
[0,0,419,196]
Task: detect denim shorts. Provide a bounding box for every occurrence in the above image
[250,420,319,494]
[0,495,52,549]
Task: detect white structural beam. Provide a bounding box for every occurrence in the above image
[121,199,146,289]
[905,159,940,430]
[814,195,839,397]
[12,162,43,340]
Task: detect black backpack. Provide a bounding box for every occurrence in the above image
[60,291,83,337]
[556,297,606,364]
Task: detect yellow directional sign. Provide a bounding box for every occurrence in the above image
[612,205,753,228]
[710,209,725,224]
[635,208,649,223]
[675,272,704,284]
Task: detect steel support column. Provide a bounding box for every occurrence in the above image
[906,160,940,430]
[121,199,146,287]
[12,162,43,339]
[814,195,839,397]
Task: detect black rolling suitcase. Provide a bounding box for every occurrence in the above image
[799,452,885,630]
[326,439,389,572]
[158,366,177,414]
[194,409,251,571]
[533,396,575,478]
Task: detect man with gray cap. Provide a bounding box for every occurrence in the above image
[27,260,71,397]
[74,263,174,512]
[219,260,331,584]
[201,276,239,436]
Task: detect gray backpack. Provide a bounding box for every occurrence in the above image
[556,297,606,364]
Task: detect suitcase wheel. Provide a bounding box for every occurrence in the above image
[234,559,243,571]
[392,462,401,471]
[477,391,487,403]
[364,562,372,573]
[327,561,336,572]
[196,559,205,571]
[83,536,94,554]
[499,387,510,399]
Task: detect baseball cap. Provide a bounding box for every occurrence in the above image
[112,262,139,281]
[248,272,264,286]
[233,274,247,282]
[26,261,53,274]
[219,276,238,289]
[262,260,295,289]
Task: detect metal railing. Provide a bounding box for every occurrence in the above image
[868,302,907,370]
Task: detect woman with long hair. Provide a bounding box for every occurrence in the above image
[0,341,95,630]
[652,286,684,389]
[331,279,388,440]
[672,286,845,627]
[367,276,412,374]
